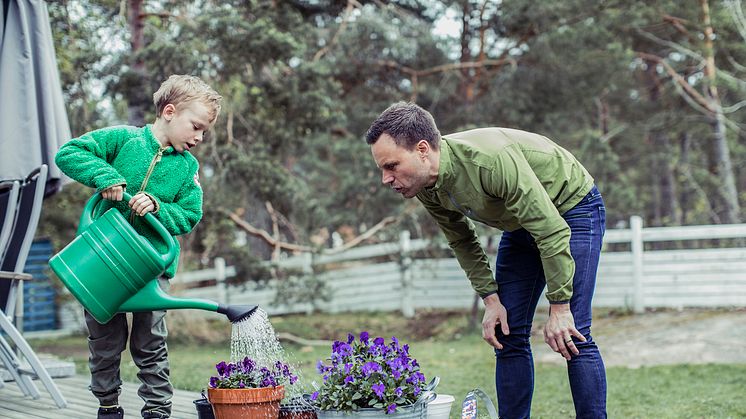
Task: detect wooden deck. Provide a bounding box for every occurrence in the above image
[0,374,202,418]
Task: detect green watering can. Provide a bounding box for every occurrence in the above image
[49,192,257,324]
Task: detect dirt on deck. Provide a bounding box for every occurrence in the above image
[531,308,746,367]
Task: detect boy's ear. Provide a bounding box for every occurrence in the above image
[162,104,176,120]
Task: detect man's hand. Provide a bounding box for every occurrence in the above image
[482,294,509,350]
[129,193,156,216]
[543,303,586,360]
[101,185,124,201]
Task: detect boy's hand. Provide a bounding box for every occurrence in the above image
[129,193,156,216]
[101,185,124,201]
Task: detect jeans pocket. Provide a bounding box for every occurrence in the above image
[563,211,593,220]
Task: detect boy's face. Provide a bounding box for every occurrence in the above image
[162,101,213,153]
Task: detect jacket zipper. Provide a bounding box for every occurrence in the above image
[446,190,483,222]
[129,145,167,223]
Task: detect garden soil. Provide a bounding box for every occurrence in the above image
[531,308,746,367]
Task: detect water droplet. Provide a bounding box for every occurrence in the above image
[230,308,306,401]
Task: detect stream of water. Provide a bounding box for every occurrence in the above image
[230,308,306,401]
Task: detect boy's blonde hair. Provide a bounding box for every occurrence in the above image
[153,75,223,123]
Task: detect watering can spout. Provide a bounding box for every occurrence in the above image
[119,280,259,322]
[217,304,259,323]
[118,279,221,313]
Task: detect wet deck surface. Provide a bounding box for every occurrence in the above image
[0,374,200,418]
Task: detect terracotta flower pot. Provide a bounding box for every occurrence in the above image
[208,385,285,419]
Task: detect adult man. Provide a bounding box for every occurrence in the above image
[366,102,607,418]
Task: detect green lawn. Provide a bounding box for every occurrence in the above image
[29,310,746,418]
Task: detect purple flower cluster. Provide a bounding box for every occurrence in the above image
[208,356,298,389]
[313,332,426,414]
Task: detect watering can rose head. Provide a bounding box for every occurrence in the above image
[208,357,297,389]
[312,332,426,414]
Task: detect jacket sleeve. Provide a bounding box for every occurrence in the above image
[417,194,497,298]
[148,159,203,236]
[483,145,574,303]
[54,126,130,191]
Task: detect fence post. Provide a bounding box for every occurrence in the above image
[215,257,227,305]
[400,230,415,318]
[302,252,314,315]
[630,216,644,314]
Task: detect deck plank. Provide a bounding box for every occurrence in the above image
[0,375,200,418]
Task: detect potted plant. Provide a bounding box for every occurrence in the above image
[207,356,298,419]
[312,332,432,417]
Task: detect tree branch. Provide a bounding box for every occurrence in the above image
[634,28,703,61]
[325,216,399,254]
[724,0,746,41]
[313,0,357,62]
[220,207,408,256]
[636,51,715,113]
[662,14,699,44]
[220,207,314,253]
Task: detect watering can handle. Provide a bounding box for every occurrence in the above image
[79,191,178,268]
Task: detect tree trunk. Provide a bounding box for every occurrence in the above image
[650,131,681,226]
[700,0,741,223]
[679,132,692,224]
[458,0,474,103]
[643,59,681,226]
[127,0,148,126]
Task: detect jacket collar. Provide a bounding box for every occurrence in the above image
[144,124,175,154]
[429,137,454,192]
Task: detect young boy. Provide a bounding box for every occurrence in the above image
[55,75,222,419]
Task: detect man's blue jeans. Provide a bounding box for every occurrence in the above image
[493,186,607,419]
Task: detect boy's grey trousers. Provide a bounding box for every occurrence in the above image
[84,278,172,417]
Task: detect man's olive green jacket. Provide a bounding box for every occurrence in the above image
[416,128,594,303]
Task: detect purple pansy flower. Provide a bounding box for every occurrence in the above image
[216,361,228,376]
[372,382,385,399]
[208,357,296,390]
[314,333,427,415]
[361,361,382,377]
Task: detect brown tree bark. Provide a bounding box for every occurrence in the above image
[643,59,681,226]
[700,0,741,223]
[127,0,148,126]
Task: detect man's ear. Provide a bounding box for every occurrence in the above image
[162,104,176,120]
[416,140,430,156]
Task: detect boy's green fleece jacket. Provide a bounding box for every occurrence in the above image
[55,124,203,278]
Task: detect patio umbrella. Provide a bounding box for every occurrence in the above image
[0,0,70,196]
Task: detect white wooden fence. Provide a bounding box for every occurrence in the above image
[170,216,746,319]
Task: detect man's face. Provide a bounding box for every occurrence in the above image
[371,133,433,199]
[163,101,213,153]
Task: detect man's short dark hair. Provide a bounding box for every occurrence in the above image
[365,102,440,150]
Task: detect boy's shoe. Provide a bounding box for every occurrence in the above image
[142,411,168,418]
[97,405,124,419]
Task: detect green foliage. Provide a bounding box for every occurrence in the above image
[271,271,331,311]
[314,333,427,413]
[42,0,746,279]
